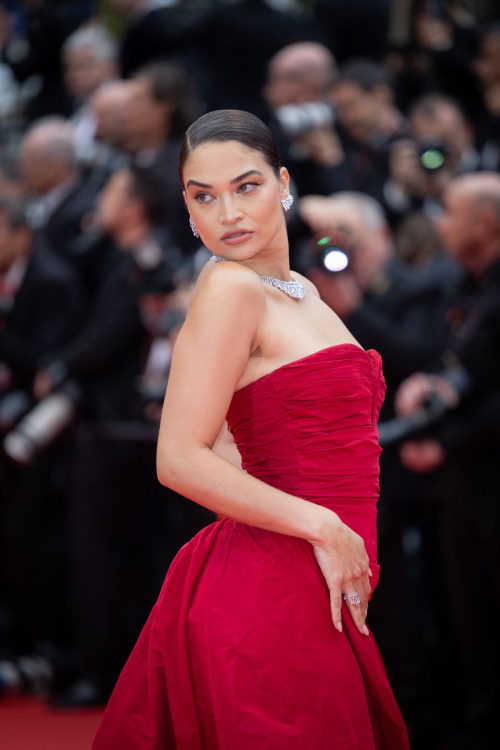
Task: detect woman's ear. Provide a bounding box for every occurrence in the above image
[279,167,291,200]
[183,190,188,209]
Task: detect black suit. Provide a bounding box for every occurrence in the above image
[0,240,85,653]
[1,1,91,120]
[423,261,500,743]
[48,234,182,420]
[184,0,318,121]
[339,253,462,730]
[39,183,95,262]
[346,253,460,415]
[31,181,106,298]
[120,6,183,78]
[0,239,85,388]
[314,0,391,63]
[46,236,213,696]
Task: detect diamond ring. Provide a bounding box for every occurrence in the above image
[343,591,361,606]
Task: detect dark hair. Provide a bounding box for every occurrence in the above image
[134,63,200,138]
[480,22,500,41]
[127,163,168,227]
[408,93,466,121]
[336,58,394,92]
[178,109,282,187]
[0,198,28,230]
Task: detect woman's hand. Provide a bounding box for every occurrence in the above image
[399,437,446,473]
[395,372,459,417]
[311,518,372,636]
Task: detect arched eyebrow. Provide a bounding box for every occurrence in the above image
[230,169,264,184]
[186,170,264,190]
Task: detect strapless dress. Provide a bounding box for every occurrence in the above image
[92,343,410,749]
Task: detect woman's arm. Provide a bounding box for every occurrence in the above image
[157,260,332,541]
[157,260,371,634]
[212,420,242,469]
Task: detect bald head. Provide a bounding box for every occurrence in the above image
[21,118,77,195]
[23,118,75,166]
[264,42,337,110]
[437,172,500,271]
[450,172,500,218]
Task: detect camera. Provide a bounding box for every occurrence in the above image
[275,102,335,139]
[378,365,471,448]
[418,138,449,172]
[298,229,357,276]
[3,381,82,466]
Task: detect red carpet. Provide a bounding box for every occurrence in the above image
[0,694,104,750]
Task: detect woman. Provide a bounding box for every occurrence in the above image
[92,110,410,749]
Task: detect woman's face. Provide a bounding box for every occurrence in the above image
[182,140,290,260]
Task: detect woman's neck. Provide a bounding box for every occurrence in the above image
[233,225,291,281]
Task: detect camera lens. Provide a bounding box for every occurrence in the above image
[310,230,356,274]
[322,246,349,272]
[418,139,448,171]
[420,148,445,170]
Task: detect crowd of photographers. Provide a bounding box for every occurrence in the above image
[0,1,499,748]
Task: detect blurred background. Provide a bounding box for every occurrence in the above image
[0,1,499,748]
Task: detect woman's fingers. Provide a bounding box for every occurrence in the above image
[360,572,372,606]
[329,579,371,636]
[345,574,369,636]
[347,597,369,636]
[329,581,343,633]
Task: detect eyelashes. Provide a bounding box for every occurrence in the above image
[237,181,259,193]
[194,182,261,203]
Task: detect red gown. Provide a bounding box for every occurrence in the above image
[92,343,410,749]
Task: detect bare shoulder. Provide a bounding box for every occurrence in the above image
[188,258,267,324]
[291,270,321,298]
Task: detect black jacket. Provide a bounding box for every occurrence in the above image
[39,182,95,262]
[429,259,500,453]
[47,235,183,422]
[120,6,183,79]
[346,253,461,418]
[0,239,85,388]
[1,1,91,120]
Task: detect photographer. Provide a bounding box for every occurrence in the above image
[35,164,213,707]
[383,94,480,225]
[0,198,84,661]
[298,191,455,406]
[298,189,460,733]
[395,173,500,745]
[328,59,408,205]
[263,42,344,198]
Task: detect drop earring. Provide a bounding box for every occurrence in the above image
[281,194,294,211]
[189,216,199,237]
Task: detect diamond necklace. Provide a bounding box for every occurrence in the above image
[210,255,307,300]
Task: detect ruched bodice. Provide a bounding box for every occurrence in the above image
[93,344,409,750]
[227,344,386,562]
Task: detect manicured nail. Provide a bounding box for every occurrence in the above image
[363,625,369,636]
[337,622,342,633]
